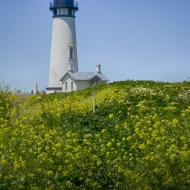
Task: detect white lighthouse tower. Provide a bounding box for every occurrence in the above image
[46,0,79,93]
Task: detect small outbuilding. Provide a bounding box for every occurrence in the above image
[60,64,109,92]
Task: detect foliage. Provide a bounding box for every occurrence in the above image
[1,80,190,189]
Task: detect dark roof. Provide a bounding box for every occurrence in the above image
[60,72,109,81]
[50,0,78,10]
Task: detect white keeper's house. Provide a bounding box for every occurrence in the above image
[60,64,109,92]
[46,0,109,93]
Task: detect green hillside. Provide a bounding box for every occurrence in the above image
[1,80,190,189]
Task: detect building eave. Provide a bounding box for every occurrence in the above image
[60,72,76,82]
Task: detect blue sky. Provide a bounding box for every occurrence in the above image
[0,0,190,92]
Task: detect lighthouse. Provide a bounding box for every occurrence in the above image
[46,0,79,93]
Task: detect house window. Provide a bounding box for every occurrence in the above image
[71,82,73,91]
[69,46,74,59]
[65,82,67,91]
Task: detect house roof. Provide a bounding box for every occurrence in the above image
[60,72,109,82]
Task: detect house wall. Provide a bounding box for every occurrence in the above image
[62,75,76,92]
[61,76,108,92]
[98,81,107,85]
[76,81,90,90]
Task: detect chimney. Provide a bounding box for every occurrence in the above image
[68,62,73,72]
[96,64,101,74]
[33,83,38,94]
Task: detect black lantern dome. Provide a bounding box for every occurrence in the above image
[50,0,78,17]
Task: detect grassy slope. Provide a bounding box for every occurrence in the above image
[2,80,190,189]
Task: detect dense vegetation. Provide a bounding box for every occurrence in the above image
[1,80,190,189]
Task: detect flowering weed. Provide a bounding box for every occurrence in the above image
[1,80,190,189]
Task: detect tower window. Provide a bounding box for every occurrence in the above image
[69,46,74,59]
[71,82,73,91]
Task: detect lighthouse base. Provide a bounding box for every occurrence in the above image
[46,87,62,94]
